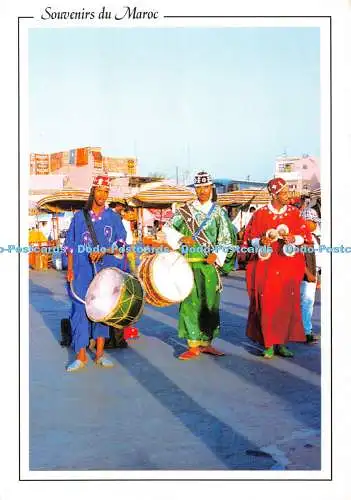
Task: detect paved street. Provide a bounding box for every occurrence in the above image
[29,269,321,471]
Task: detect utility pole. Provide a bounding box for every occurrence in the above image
[176,166,179,184]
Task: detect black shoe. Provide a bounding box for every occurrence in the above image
[305,334,319,344]
[104,338,117,350]
[115,338,129,349]
[60,318,72,347]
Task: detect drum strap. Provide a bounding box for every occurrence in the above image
[178,203,215,247]
[83,209,128,269]
[83,209,100,247]
[178,204,223,293]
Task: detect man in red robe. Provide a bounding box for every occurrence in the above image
[243,178,312,359]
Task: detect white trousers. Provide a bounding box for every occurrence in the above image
[300,281,317,335]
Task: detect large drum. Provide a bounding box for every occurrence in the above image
[85,267,144,329]
[138,251,194,307]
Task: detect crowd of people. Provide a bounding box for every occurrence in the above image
[53,171,321,372]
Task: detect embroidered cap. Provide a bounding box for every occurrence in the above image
[267,177,287,196]
[194,171,213,187]
[92,175,110,188]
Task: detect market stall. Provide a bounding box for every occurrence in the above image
[35,190,92,270]
[128,184,196,245]
[310,187,321,201]
[217,189,270,209]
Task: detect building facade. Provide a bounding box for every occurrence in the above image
[30,146,137,177]
[29,146,138,196]
[274,155,320,193]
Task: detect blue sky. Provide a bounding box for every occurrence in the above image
[29,27,320,181]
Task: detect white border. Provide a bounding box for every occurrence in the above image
[19,15,331,482]
[4,0,351,497]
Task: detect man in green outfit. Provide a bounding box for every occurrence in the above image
[163,171,236,360]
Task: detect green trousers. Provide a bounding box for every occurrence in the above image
[178,262,220,345]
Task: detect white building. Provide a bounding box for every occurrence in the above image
[274,155,320,193]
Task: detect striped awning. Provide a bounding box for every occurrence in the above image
[310,187,321,199]
[132,184,196,206]
[37,190,141,212]
[217,189,271,206]
[37,190,90,213]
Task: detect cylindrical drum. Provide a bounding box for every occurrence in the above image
[85,267,145,328]
[138,251,194,307]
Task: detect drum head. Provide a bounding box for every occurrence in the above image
[85,268,124,322]
[151,252,194,302]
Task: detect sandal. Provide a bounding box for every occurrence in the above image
[95,356,114,368]
[178,348,201,360]
[276,345,294,358]
[262,346,274,359]
[199,345,225,356]
[66,359,87,372]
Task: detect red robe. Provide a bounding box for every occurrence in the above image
[243,203,312,347]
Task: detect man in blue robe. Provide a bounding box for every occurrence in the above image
[64,175,127,372]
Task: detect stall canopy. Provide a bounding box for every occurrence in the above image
[37,190,140,214]
[130,184,196,207]
[310,187,321,200]
[37,190,90,213]
[217,189,270,207]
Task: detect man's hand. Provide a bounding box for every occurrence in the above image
[181,236,196,247]
[110,246,124,257]
[67,269,74,282]
[89,251,105,263]
[304,267,317,283]
[260,236,272,246]
[206,253,217,265]
[282,234,295,244]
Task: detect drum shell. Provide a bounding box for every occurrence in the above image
[138,254,173,307]
[86,268,145,329]
[137,252,194,307]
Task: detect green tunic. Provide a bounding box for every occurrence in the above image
[166,202,236,343]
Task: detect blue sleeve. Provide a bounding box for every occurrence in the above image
[110,210,127,245]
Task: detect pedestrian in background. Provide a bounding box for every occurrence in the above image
[300,212,321,344]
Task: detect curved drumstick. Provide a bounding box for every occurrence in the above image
[70,281,86,305]
[69,262,98,306]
